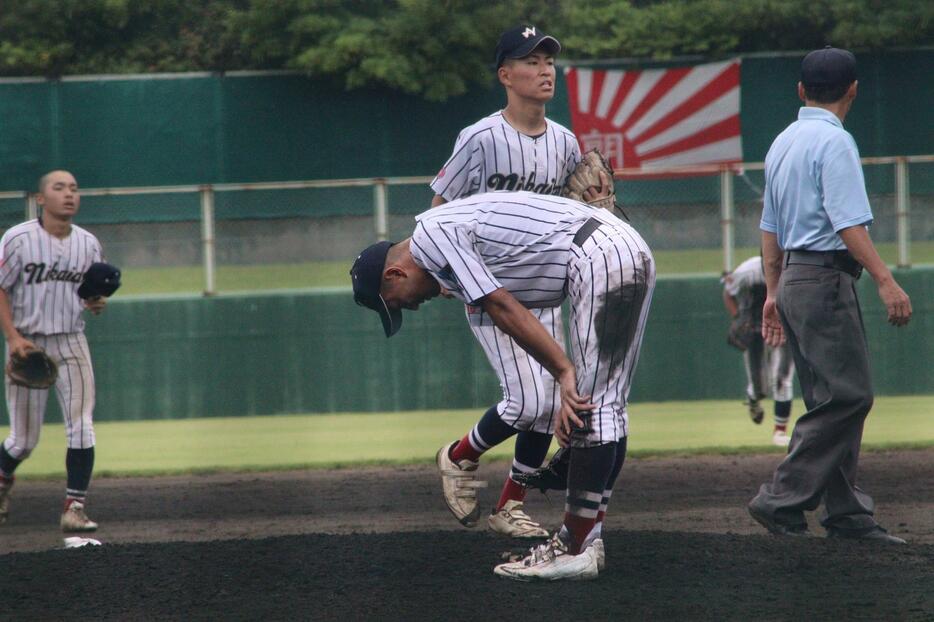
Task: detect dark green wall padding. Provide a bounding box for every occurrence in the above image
[1,49,930,196]
[24,268,930,422]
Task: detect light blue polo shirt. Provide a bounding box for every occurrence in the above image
[760,107,872,250]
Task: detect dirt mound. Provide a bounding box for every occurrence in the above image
[1,449,932,620]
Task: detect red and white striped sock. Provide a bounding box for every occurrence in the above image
[496,477,527,511]
[449,434,483,463]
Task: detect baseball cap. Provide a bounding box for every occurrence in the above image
[350,241,402,338]
[77,262,121,299]
[495,25,561,68]
[801,46,857,87]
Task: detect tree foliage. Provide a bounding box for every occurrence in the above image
[0,0,929,100]
[0,0,248,75]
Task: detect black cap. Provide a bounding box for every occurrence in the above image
[495,25,561,68]
[77,262,121,299]
[801,46,857,88]
[350,241,402,338]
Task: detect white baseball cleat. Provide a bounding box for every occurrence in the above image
[494,533,599,582]
[488,500,549,539]
[0,476,13,525]
[60,501,99,533]
[590,538,606,571]
[64,536,102,549]
[772,430,791,447]
[436,441,487,527]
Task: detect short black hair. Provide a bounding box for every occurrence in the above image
[803,81,852,104]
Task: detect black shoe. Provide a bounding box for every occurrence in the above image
[747,501,810,536]
[827,526,906,544]
[745,398,765,425]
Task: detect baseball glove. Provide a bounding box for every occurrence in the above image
[6,349,58,389]
[562,149,618,213]
[512,447,570,493]
[727,316,758,352]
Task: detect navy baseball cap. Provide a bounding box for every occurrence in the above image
[801,46,857,87]
[495,25,561,68]
[77,262,121,299]
[350,241,402,338]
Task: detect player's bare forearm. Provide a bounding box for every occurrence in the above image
[430,195,447,208]
[760,232,786,347]
[0,289,32,356]
[479,288,572,379]
[838,226,892,285]
[479,288,595,441]
[0,288,19,342]
[839,226,912,326]
[761,232,783,296]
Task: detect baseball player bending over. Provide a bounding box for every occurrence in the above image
[0,171,108,533]
[428,24,612,539]
[351,191,655,581]
[722,256,795,446]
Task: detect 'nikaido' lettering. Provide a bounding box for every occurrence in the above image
[24,262,84,285]
[486,173,561,195]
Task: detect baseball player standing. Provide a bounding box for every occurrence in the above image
[429,25,611,539]
[0,170,107,533]
[351,191,655,580]
[722,256,795,446]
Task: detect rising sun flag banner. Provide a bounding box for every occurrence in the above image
[564,59,742,170]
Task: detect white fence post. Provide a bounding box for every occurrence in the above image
[200,186,217,296]
[720,167,735,274]
[895,157,910,269]
[374,179,388,241]
[26,193,37,220]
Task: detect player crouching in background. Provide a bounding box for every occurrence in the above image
[722,255,794,446]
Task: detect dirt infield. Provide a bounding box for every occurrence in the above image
[1,449,933,620]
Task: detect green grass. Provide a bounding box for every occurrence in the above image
[119,241,934,294]
[7,395,933,479]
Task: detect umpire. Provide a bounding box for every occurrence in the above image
[748,47,912,542]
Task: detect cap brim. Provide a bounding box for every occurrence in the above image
[507,35,561,62]
[376,295,403,338]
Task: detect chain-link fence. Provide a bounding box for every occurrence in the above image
[5,156,931,295]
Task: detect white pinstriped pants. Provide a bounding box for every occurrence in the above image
[3,332,96,459]
[468,306,563,434]
[744,340,795,403]
[566,222,656,447]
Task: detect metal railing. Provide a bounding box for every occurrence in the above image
[4,154,931,295]
[612,155,934,274]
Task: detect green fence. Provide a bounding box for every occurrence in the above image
[1,49,931,194]
[22,267,933,423]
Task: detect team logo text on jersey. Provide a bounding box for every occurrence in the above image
[24,262,84,285]
[486,173,561,195]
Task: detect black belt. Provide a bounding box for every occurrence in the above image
[572,217,602,247]
[784,250,863,279]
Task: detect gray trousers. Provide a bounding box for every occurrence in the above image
[751,263,878,533]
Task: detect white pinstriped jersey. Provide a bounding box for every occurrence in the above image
[723,256,765,298]
[411,191,627,307]
[0,220,103,335]
[430,112,581,201]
